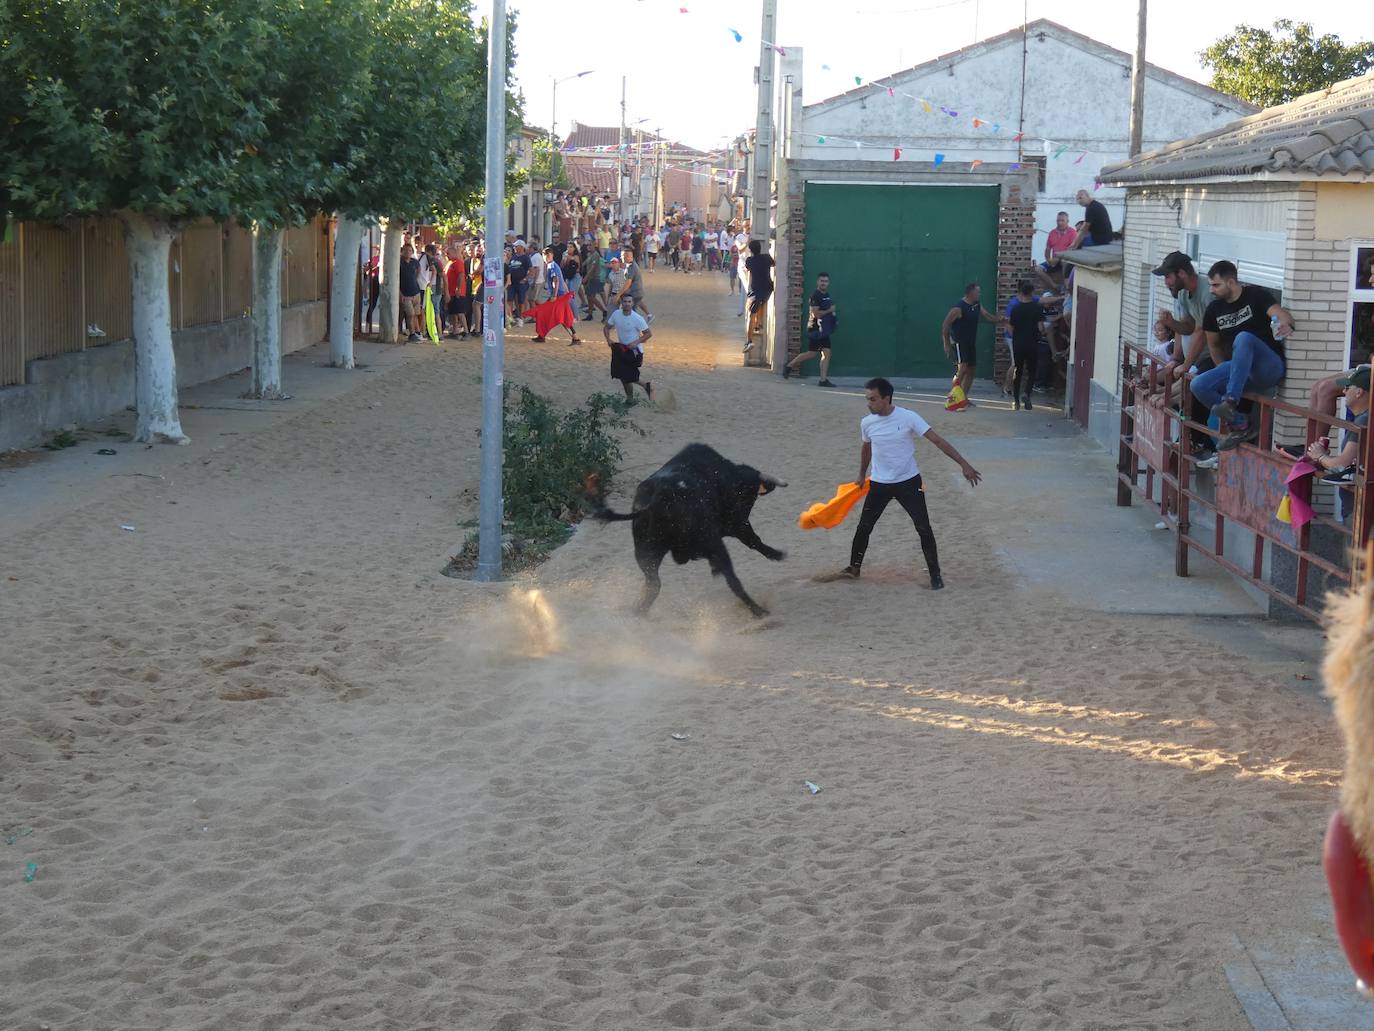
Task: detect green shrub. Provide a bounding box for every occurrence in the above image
[446,385,642,575]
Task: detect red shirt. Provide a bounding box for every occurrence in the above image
[1047,226,1077,258]
[447,260,466,296]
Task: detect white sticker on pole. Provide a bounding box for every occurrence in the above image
[484,328,497,344]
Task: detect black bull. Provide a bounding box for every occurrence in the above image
[592,444,787,617]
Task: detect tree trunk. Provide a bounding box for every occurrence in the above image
[118,210,189,445]
[250,224,285,398]
[377,217,404,344]
[329,216,366,368]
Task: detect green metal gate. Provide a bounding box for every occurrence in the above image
[798,183,1000,379]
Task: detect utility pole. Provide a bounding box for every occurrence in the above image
[477,0,507,582]
[751,0,776,240]
[1127,0,1147,157]
[654,127,663,227]
[618,77,627,220]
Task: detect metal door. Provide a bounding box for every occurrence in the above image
[1073,287,1097,430]
[799,183,1000,379]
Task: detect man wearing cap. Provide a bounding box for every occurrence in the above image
[1305,366,1370,498]
[1150,251,1221,460]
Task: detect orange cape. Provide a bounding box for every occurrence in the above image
[799,481,869,530]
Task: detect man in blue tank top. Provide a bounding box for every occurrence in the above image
[941,282,1006,408]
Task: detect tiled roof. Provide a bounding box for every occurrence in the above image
[562,157,618,195]
[1100,72,1374,185]
[563,122,706,156]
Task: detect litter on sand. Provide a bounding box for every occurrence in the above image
[120,524,135,532]
[96,448,117,456]
[24,862,37,882]
[804,781,822,795]
[670,733,690,742]
[4,829,33,845]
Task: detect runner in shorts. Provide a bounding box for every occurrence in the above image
[604,294,654,400]
[784,273,838,386]
[940,282,1005,408]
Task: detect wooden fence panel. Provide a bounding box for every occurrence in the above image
[223,223,253,320]
[83,218,132,344]
[180,221,223,327]
[22,220,84,363]
[0,226,22,387]
[284,223,318,306]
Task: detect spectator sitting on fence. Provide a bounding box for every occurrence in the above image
[1305,367,1370,504]
[1185,260,1295,452]
[1149,252,1220,460]
[1074,190,1114,248]
[1032,211,1078,293]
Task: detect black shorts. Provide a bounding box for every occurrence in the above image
[953,339,976,367]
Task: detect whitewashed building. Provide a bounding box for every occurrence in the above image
[795,20,1256,243]
[757,20,1255,384]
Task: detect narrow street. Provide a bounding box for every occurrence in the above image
[0,270,1348,1030]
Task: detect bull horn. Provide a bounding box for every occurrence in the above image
[761,473,787,488]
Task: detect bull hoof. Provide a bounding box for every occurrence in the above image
[749,605,769,618]
[763,548,786,561]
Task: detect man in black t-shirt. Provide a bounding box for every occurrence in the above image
[505,241,532,325]
[1007,281,1049,410]
[1075,189,1113,247]
[1191,259,1295,450]
[784,273,837,385]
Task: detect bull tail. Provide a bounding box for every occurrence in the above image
[592,506,636,523]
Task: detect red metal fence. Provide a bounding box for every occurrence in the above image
[1117,342,1372,619]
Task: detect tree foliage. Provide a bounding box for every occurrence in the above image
[231,0,376,230]
[532,137,571,190]
[0,0,280,222]
[1200,19,1374,108]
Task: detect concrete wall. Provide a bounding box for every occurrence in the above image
[0,301,326,450]
[796,24,1253,246]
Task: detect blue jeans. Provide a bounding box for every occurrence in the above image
[1189,331,1285,425]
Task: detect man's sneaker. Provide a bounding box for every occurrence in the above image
[743,341,753,354]
[407,333,421,342]
[1211,396,1239,426]
[930,573,945,590]
[1322,466,1356,484]
[817,379,836,388]
[1024,399,1033,411]
[782,365,792,379]
[1154,521,1169,530]
[1195,451,1220,470]
[1218,423,1259,451]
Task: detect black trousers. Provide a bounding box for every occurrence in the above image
[849,475,941,575]
[1012,339,1038,402]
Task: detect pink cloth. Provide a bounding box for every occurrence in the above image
[1047,226,1078,258]
[1285,459,1319,530]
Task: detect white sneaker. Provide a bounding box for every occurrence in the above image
[86,324,107,338]
[1195,453,1219,470]
[1154,521,1168,530]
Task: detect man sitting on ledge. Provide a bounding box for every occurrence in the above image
[1191,260,1295,451]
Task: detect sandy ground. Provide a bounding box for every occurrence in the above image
[0,268,1350,1030]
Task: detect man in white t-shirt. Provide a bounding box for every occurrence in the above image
[527,242,546,305]
[820,377,981,589]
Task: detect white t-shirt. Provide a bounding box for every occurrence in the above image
[734,232,749,253]
[718,229,731,250]
[861,405,931,483]
[529,251,545,278]
[606,309,649,351]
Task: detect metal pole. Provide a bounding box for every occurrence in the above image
[1127,0,1147,157]
[618,77,627,220]
[752,0,776,239]
[550,79,556,151]
[477,0,508,582]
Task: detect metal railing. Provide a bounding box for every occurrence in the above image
[1117,342,1372,619]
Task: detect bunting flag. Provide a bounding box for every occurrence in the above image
[554,8,1115,189]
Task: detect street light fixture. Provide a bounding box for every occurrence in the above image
[550,70,594,150]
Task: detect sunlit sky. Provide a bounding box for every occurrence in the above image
[507,0,1368,151]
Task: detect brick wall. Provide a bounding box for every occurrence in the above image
[781,181,806,365]
[994,181,1037,382]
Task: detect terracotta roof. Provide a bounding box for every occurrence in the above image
[1099,72,1374,185]
[804,19,1256,116]
[563,122,706,156]
[562,156,618,195]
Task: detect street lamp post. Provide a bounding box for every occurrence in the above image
[550,70,593,151]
